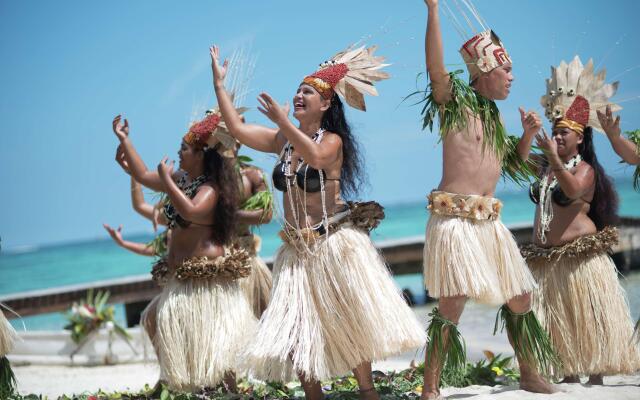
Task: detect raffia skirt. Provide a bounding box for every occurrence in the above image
[523,227,640,376]
[423,191,537,305]
[0,310,16,356]
[244,225,426,382]
[154,253,257,391]
[237,235,272,318]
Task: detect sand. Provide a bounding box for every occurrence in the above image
[12,304,640,398]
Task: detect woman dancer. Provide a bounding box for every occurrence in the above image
[111,110,256,391]
[211,44,425,400]
[521,56,640,383]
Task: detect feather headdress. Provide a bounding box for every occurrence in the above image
[541,56,621,134]
[302,45,390,111]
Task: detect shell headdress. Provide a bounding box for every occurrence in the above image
[541,56,621,134]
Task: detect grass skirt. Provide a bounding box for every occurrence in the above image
[239,256,272,319]
[526,237,640,376]
[237,235,272,318]
[0,310,16,356]
[244,226,426,382]
[155,275,257,391]
[424,214,537,305]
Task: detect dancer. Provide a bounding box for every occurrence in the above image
[420,1,556,398]
[211,44,425,400]
[111,109,256,391]
[520,56,640,384]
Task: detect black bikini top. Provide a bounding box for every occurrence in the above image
[272,133,340,193]
[528,181,574,207]
[163,174,214,228]
[272,159,329,193]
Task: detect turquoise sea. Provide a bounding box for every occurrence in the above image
[2,178,639,330]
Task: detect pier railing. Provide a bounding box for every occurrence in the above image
[2,218,639,322]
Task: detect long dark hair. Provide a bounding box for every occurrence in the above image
[579,127,619,229]
[321,95,365,198]
[203,148,239,244]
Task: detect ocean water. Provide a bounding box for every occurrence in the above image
[2,178,639,330]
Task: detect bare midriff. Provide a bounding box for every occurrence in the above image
[281,149,346,228]
[167,225,223,270]
[438,112,502,197]
[533,196,596,247]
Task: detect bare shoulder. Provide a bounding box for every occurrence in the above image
[196,182,217,196]
[575,160,595,184]
[320,131,343,146]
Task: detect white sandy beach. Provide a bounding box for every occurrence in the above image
[12,304,640,398]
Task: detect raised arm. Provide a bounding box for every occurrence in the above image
[210,46,281,154]
[130,178,155,220]
[157,157,217,224]
[130,177,168,229]
[536,130,594,199]
[103,224,155,257]
[424,0,452,104]
[112,115,165,192]
[598,106,640,165]
[256,92,341,170]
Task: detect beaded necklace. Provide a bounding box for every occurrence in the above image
[537,154,582,244]
[279,129,330,254]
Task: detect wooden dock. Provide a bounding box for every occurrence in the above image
[2,217,639,324]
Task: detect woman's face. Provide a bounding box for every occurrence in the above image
[292,84,330,122]
[552,126,583,157]
[178,140,201,172]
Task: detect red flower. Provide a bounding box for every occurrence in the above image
[190,114,221,136]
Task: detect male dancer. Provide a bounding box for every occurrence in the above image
[420,1,556,398]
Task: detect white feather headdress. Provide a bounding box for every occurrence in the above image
[540,56,621,133]
[302,45,390,111]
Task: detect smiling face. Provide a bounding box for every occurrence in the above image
[292,83,331,123]
[177,140,202,174]
[552,125,583,158]
[474,63,513,100]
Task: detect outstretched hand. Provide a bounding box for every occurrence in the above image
[103,223,124,245]
[535,128,558,157]
[112,115,129,141]
[519,107,542,136]
[596,105,621,139]
[210,45,229,84]
[424,0,439,8]
[157,156,175,180]
[257,92,290,126]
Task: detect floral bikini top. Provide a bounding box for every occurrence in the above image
[163,174,213,228]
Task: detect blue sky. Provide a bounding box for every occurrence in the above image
[1,0,639,249]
